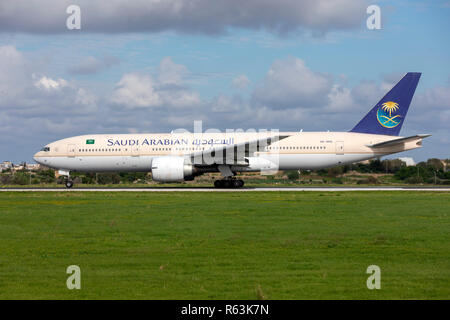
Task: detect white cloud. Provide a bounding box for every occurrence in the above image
[416,85,450,110]
[0,45,98,135]
[164,90,201,108]
[212,94,245,112]
[110,58,200,109]
[111,73,162,108]
[326,84,354,111]
[407,84,450,133]
[67,55,119,75]
[34,76,68,91]
[75,88,98,107]
[350,80,383,106]
[253,56,332,109]
[232,74,251,90]
[0,46,97,113]
[0,45,25,68]
[0,45,28,101]
[157,57,187,86]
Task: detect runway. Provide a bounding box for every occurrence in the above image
[1,187,450,192]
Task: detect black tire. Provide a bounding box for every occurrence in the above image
[233,180,241,188]
[238,180,244,187]
[214,180,222,188]
[65,180,74,188]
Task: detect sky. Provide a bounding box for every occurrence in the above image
[0,0,449,163]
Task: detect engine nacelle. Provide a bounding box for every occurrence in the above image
[151,156,194,182]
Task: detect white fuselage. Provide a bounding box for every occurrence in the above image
[33,131,422,174]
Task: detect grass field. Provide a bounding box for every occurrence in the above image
[0,191,449,299]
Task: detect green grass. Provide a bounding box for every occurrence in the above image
[0,191,449,299]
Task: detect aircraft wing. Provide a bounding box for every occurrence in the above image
[189,134,290,165]
[366,134,431,148]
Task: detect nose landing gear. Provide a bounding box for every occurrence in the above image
[65,180,74,188]
[58,169,74,188]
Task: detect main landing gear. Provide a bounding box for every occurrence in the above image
[215,165,244,188]
[214,178,244,188]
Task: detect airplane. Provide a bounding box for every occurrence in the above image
[33,72,430,188]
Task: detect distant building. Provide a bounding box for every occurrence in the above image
[0,161,45,172]
[1,161,13,169]
[442,159,449,172]
[14,165,25,171]
[398,157,415,166]
[26,163,42,171]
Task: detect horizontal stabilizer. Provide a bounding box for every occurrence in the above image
[366,134,431,148]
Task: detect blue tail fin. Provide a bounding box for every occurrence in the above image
[350,72,421,136]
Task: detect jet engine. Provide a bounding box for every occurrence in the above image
[151,156,195,182]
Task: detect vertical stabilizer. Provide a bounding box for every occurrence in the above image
[350,72,421,136]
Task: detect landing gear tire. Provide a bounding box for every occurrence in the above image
[65,180,74,189]
[214,179,244,188]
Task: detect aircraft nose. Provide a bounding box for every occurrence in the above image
[33,153,41,164]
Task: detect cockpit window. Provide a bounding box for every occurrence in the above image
[41,147,50,152]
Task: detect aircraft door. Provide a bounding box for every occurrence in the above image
[131,146,140,157]
[335,141,344,155]
[129,145,140,170]
[68,144,77,157]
